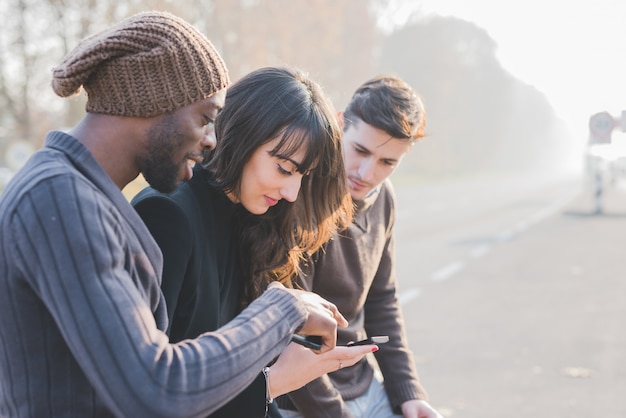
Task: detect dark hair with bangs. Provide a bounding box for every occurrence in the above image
[343,75,426,143]
[206,66,353,304]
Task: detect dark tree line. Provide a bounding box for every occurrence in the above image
[0,0,570,180]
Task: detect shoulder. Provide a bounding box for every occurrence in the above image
[131,185,198,236]
[131,174,224,238]
[379,179,397,203]
[132,180,200,213]
[132,167,219,211]
[1,153,103,222]
[372,179,397,216]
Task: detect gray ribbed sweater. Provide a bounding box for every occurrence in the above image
[0,131,306,417]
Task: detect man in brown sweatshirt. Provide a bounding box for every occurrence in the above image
[278,76,444,418]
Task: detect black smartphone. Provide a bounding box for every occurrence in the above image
[291,334,323,351]
[346,336,389,346]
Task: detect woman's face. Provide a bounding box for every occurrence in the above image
[229,136,308,214]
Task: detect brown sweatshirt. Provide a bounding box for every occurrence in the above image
[277,179,428,417]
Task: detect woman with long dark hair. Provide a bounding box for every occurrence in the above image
[133,67,377,418]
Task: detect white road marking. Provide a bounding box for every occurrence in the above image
[470,244,491,258]
[431,260,466,282]
[399,287,422,305]
[401,189,578,303]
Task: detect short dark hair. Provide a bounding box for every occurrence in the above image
[343,75,426,142]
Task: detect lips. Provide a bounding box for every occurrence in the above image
[348,177,368,191]
[264,196,279,206]
[187,152,204,165]
[181,153,205,181]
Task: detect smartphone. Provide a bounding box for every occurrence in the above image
[346,336,389,346]
[291,334,323,351]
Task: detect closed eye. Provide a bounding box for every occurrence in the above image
[277,164,292,175]
[354,144,371,155]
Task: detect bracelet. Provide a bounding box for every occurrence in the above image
[262,367,273,404]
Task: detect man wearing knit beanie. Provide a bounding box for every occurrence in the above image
[0,11,347,417]
[52,10,230,193]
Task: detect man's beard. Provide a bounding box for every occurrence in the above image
[141,116,186,194]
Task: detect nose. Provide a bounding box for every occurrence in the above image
[358,158,376,183]
[280,175,302,203]
[201,124,217,151]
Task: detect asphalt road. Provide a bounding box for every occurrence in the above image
[391,172,626,418]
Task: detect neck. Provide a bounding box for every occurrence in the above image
[68,113,148,190]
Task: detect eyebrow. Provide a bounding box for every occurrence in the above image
[204,101,223,114]
[277,154,304,173]
[355,143,399,164]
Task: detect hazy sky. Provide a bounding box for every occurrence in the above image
[382,0,626,149]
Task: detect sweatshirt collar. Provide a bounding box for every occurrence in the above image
[352,186,380,231]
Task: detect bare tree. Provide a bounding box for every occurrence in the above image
[0,0,386,168]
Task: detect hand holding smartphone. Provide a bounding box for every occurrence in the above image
[346,336,389,346]
[292,334,389,350]
[291,334,323,351]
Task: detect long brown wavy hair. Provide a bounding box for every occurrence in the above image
[205,66,353,305]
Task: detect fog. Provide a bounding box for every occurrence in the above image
[0,0,582,191]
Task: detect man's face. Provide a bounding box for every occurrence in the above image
[140,90,226,193]
[342,117,412,201]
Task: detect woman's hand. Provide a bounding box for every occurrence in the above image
[267,342,377,398]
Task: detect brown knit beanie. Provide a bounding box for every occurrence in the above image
[51,11,230,117]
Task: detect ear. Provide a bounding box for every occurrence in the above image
[337,111,345,129]
[407,142,414,154]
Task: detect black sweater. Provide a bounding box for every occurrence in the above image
[133,167,274,418]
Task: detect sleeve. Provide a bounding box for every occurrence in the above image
[132,192,193,334]
[284,374,354,418]
[281,258,354,418]
[363,208,428,412]
[12,175,308,418]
